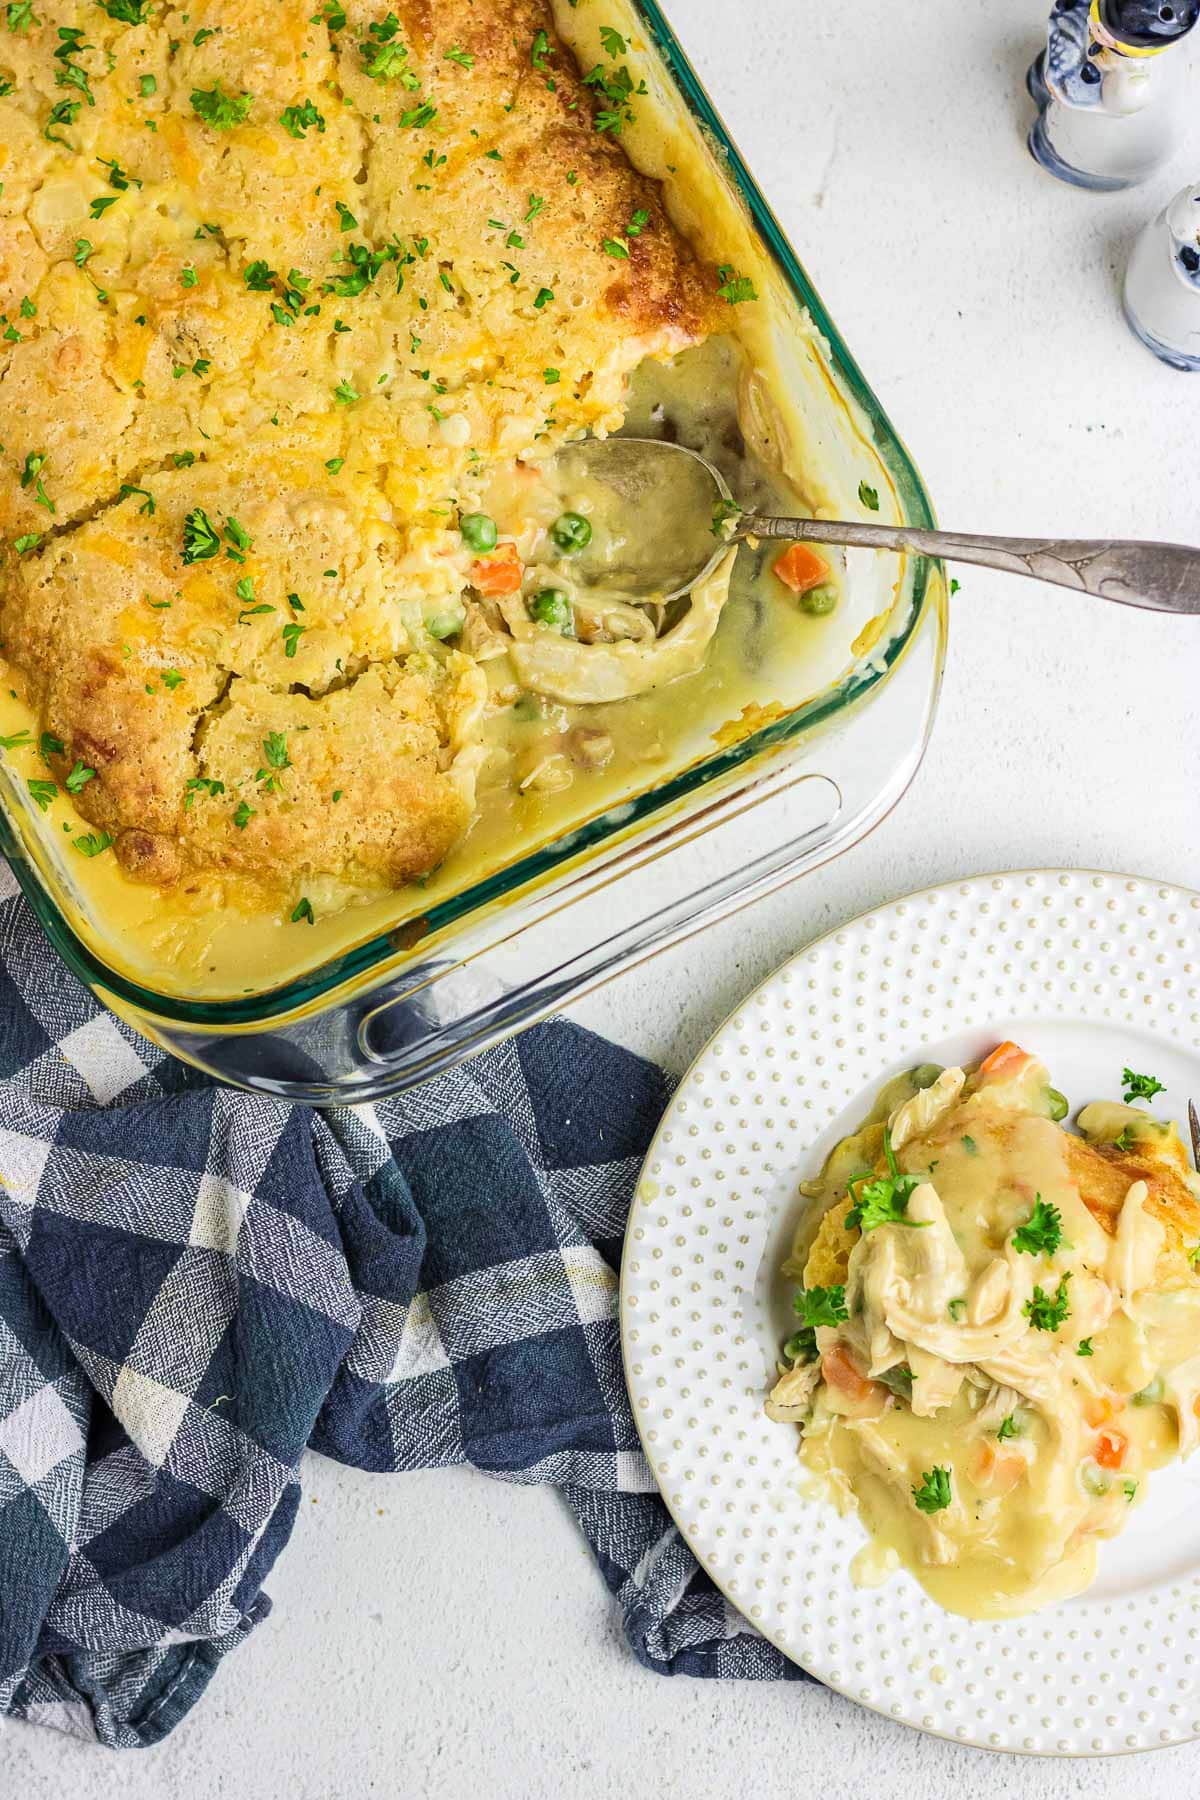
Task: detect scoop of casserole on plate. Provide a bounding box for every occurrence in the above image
[769,1043,1200,1618]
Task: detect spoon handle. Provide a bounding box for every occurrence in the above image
[744,516,1200,616]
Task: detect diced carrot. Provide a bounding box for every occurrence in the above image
[471,542,523,595]
[773,542,830,597]
[1094,1428,1128,1471]
[979,1040,1030,1080]
[972,1441,1026,1494]
[1083,1392,1123,1430]
[821,1343,878,1403]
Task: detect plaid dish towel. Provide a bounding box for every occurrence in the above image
[0,881,803,1749]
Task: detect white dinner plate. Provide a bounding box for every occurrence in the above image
[620,870,1200,1756]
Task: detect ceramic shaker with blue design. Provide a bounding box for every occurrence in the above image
[1028,0,1199,191]
[1124,185,1200,368]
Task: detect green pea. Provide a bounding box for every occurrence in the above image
[799,582,838,616]
[911,1063,944,1091]
[551,511,592,553]
[425,611,462,641]
[459,512,497,553]
[528,588,574,634]
[1046,1087,1069,1122]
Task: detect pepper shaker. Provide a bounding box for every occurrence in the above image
[1027,0,1199,192]
[1124,182,1200,368]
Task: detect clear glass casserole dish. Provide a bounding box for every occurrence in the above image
[0,0,946,1102]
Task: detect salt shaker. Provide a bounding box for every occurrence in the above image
[1124,182,1200,368]
[1027,0,1199,192]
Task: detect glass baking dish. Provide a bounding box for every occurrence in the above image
[0,0,946,1103]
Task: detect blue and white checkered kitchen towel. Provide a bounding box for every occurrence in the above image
[0,879,803,1749]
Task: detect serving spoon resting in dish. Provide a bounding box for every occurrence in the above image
[555,436,1200,616]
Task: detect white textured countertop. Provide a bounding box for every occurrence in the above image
[5,1,1200,1793]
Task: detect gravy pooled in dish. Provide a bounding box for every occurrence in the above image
[768,1044,1200,1619]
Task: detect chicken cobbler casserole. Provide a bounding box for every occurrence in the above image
[0,0,858,979]
[768,1044,1200,1618]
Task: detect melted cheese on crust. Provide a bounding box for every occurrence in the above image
[0,0,718,894]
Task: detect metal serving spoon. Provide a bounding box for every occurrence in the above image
[554,436,1200,616]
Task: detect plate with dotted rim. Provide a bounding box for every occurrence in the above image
[620,869,1200,1756]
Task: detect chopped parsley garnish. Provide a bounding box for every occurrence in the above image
[325,456,345,474]
[233,800,255,829]
[6,0,36,29]
[190,83,253,129]
[27,778,57,811]
[795,1284,848,1329]
[1122,1067,1166,1105]
[626,207,650,236]
[44,100,81,145]
[1023,1273,1072,1333]
[291,897,315,924]
[533,286,553,309]
[1113,1125,1140,1152]
[328,239,399,296]
[0,730,31,750]
[117,482,155,514]
[335,201,357,232]
[599,25,628,55]
[98,156,140,191]
[281,623,306,658]
[244,260,277,292]
[785,1284,847,1363]
[997,1413,1020,1441]
[1076,1337,1094,1357]
[174,452,196,468]
[160,668,183,691]
[530,27,552,69]
[961,1134,979,1155]
[359,12,417,82]
[334,379,359,404]
[399,99,437,129]
[255,731,290,792]
[101,0,150,17]
[543,368,560,385]
[911,1466,952,1514]
[281,99,325,138]
[716,264,757,304]
[54,26,95,108]
[845,1129,927,1233]
[602,237,629,259]
[73,238,93,267]
[181,507,221,563]
[1012,1196,1063,1257]
[858,481,880,511]
[39,732,64,764]
[947,1297,966,1320]
[444,44,473,68]
[184,776,225,809]
[73,831,113,858]
[312,0,345,27]
[64,760,95,793]
[583,58,645,135]
[89,196,118,220]
[13,533,41,554]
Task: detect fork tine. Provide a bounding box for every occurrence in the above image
[1190,1100,1200,1171]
